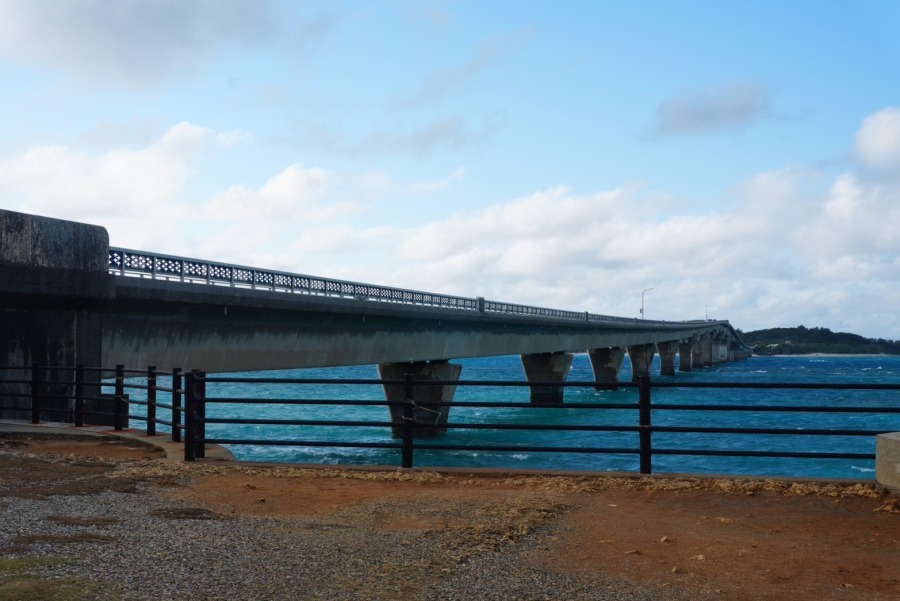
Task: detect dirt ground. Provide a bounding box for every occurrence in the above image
[3,435,900,600]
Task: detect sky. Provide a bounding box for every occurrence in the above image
[1,1,900,339]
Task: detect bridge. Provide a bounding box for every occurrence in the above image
[1,209,750,429]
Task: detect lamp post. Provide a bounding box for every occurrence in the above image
[640,287,654,319]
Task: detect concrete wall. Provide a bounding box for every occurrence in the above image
[1,209,112,419]
[1,209,109,271]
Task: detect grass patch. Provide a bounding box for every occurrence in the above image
[2,533,116,555]
[0,556,124,601]
[0,453,145,499]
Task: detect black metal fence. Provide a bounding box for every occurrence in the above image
[0,364,183,441]
[2,364,898,476]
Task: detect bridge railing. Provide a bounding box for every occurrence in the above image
[108,247,716,330]
[3,365,898,477]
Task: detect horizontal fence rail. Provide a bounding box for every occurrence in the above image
[3,365,898,477]
[108,247,718,330]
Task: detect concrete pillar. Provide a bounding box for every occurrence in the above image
[721,339,731,362]
[678,342,693,372]
[626,343,657,382]
[521,352,574,404]
[378,361,462,438]
[692,337,706,369]
[657,341,678,377]
[876,432,900,492]
[712,340,726,364]
[701,337,714,367]
[587,347,626,389]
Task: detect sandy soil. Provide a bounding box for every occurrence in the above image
[5,436,899,600]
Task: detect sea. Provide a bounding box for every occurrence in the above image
[128,354,900,480]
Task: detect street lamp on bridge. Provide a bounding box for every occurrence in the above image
[640,287,654,320]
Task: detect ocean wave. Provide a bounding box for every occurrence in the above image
[850,465,875,473]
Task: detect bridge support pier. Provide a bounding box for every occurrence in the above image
[718,340,729,363]
[521,352,573,403]
[713,338,726,364]
[678,342,693,372]
[692,337,706,369]
[701,336,715,367]
[378,361,461,438]
[657,341,678,377]
[627,344,657,382]
[588,347,626,389]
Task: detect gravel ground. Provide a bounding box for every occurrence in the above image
[5,438,897,601]
[0,451,709,601]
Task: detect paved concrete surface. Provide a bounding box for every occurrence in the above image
[0,419,235,462]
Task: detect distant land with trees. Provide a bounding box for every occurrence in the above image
[740,326,900,356]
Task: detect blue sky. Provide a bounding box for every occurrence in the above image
[2,1,900,338]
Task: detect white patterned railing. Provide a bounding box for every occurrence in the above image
[108,247,716,329]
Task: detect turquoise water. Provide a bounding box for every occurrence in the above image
[127,355,900,479]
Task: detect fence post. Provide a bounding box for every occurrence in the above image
[184,371,195,461]
[114,364,126,431]
[401,373,415,468]
[74,364,85,427]
[638,375,653,474]
[30,363,43,424]
[172,368,182,443]
[195,371,206,459]
[146,365,157,437]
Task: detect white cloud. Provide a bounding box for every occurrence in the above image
[794,173,900,265]
[855,107,900,172]
[204,164,335,222]
[0,123,212,219]
[0,0,278,85]
[408,167,466,194]
[216,130,252,147]
[306,112,505,157]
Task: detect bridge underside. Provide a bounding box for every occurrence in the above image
[102,279,739,372]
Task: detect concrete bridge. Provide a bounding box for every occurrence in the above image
[1,209,750,429]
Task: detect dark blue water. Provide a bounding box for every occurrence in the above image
[129,355,900,479]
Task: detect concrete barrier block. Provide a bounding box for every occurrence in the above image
[876,432,900,492]
[1,208,108,271]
